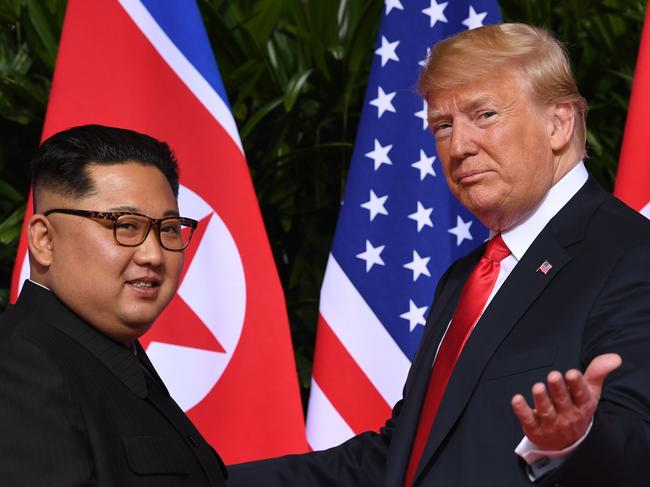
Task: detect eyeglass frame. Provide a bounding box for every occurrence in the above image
[43,208,198,252]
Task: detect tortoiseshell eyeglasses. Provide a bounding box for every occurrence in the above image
[43,209,198,252]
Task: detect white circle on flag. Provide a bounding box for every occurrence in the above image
[146,184,246,411]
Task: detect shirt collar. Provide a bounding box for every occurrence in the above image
[27,278,50,291]
[500,161,588,261]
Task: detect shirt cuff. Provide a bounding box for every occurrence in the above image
[514,419,593,481]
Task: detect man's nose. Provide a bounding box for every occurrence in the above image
[133,226,164,266]
[449,121,479,161]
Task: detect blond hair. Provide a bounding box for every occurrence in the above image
[418,23,588,155]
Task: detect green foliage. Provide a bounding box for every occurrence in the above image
[0,0,65,308]
[0,0,645,400]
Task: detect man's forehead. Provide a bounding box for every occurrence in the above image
[106,205,180,217]
[86,162,167,188]
[426,76,526,116]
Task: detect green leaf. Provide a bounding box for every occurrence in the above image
[0,179,24,204]
[284,68,312,112]
[239,96,283,140]
[0,204,25,244]
[586,129,603,156]
[0,0,21,22]
[24,0,58,69]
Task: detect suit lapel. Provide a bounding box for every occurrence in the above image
[411,177,607,484]
[386,251,479,487]
[135,340,170,395]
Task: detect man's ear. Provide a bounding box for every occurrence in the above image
[28,214,54,268]
[549,101,576,152]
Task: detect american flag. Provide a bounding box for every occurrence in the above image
[306,0,501,450]
[537,260,553,275]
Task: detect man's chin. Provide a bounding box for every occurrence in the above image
[464,203,510,233]
[121,313,158,340]
[461,195,499,220]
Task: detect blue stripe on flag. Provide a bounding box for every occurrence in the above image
[139,0,231,108]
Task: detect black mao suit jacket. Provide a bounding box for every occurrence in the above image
[229,177,650,486]
[0,281,227,486]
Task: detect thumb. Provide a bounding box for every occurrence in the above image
[583,353,622,399]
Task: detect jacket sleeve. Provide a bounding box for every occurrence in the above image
[227,263,461,487]
[227,400,406,487]
[0,336,93,486]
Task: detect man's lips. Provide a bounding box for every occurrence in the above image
[455,169,491,184]
[125,277,161,297]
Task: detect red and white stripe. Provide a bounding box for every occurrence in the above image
[306,254,411,450]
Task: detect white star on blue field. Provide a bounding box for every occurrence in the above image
[331,0,500,359]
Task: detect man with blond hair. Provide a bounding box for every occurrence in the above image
[229,23,650,486]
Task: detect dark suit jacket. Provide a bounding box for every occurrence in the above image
[229,177,650,486]
[0,281,227,486]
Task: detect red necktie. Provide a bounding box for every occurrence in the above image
[403,235,510,486]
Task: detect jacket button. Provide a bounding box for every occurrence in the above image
[188,434,197,446]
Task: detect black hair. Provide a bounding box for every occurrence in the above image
[31,124,180,209]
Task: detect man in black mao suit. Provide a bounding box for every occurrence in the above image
[229,24,650,486]
[0,125,227,486]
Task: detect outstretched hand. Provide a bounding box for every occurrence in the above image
[511,353,622,451]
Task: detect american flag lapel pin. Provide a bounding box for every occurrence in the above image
[537,260,553,275]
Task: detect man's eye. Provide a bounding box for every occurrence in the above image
[433,122,452,133]
[480,111,496,119]
[115,218,144,233]
[161,223,181,234]
[116,221,137,230]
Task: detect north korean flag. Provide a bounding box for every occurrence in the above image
[10,0,308,463]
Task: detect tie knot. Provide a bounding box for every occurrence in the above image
[483,234,510,263]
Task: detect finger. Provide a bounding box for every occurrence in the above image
[532,382,557,422]
[565,369,593,409]
[511,394,539,431]
[583,353,622,400]
[546,370,573,413]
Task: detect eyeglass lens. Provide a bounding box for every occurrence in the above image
[115,215,192,250]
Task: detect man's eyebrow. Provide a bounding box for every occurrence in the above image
[427,95,498,124]
[106,206,180,217]
[427,108,445,121]
[107,205,138,212]
[461,95,496,111]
